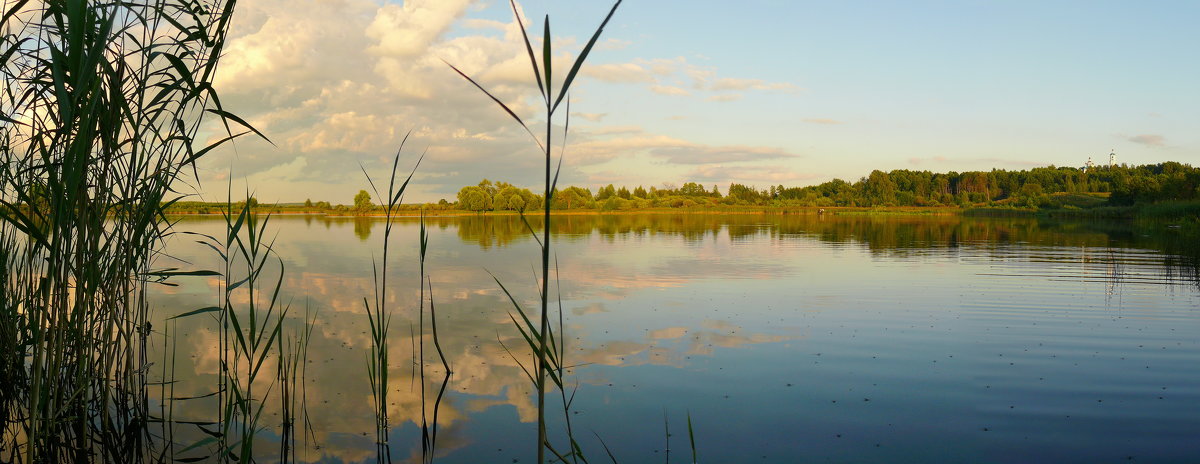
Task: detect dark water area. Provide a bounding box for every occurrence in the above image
[150,214,1200,463]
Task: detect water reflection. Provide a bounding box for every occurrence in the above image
[149,214,1200,463]
[353,217,373,241]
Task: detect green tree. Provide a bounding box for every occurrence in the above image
[354,190,372,212]
[1015,182,1048,207]
[727,183,762,204]
[478,179,498,199]
[507,192,526,212]
[863,170,897,205]
[596,184,617,200]
[458,186,492,212]
[678,182,706,196]
[553,186,593,209]
[523,191,544,211]
[493,186,529,212]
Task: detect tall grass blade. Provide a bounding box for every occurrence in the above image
[551,0,623,113]
[509,0,546,101]
[542,16,552,96]
[442,59,546,153]
[687,412,697,464]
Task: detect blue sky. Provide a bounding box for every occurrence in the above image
[199,0,1198,203]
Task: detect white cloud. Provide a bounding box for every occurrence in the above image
[366,0,472,58]
[194,0,803,202]
[649,85,690,96]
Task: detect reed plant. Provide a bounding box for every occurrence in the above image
[163,195,291,463]
[447,1,621,462]
[361,137,452,464]
[218,196,290,462]
[0,0,253,461]
[276,301,317,464]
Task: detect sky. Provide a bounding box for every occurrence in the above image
[194,0,1200,204]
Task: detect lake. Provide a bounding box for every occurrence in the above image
[148,213,1200,463]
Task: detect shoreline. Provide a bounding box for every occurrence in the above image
[161,203,1199,222]
[163,206,965,218]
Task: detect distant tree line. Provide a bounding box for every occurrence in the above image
[457,179,544,213]
[155,162,1198,215]
[448,162,1199,211]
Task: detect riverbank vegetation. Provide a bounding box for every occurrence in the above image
[164,163,1200,221]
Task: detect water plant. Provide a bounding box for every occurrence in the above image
[0,0,252,461]
[360,136,452,464]
[446,1,621,462]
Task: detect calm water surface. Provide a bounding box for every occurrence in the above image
[149,214,1200,463]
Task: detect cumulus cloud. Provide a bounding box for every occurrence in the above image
[1128,134,1166,147]
[200,0,558,196]
[195,0,803,202]
[366,0,472,57]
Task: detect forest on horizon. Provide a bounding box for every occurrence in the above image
[170,161,1200,214]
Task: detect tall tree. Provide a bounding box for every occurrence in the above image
[354,190,373,211]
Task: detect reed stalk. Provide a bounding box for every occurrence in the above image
[447,2,622,462]
[0,0,252,461]
[360,136,429,464]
